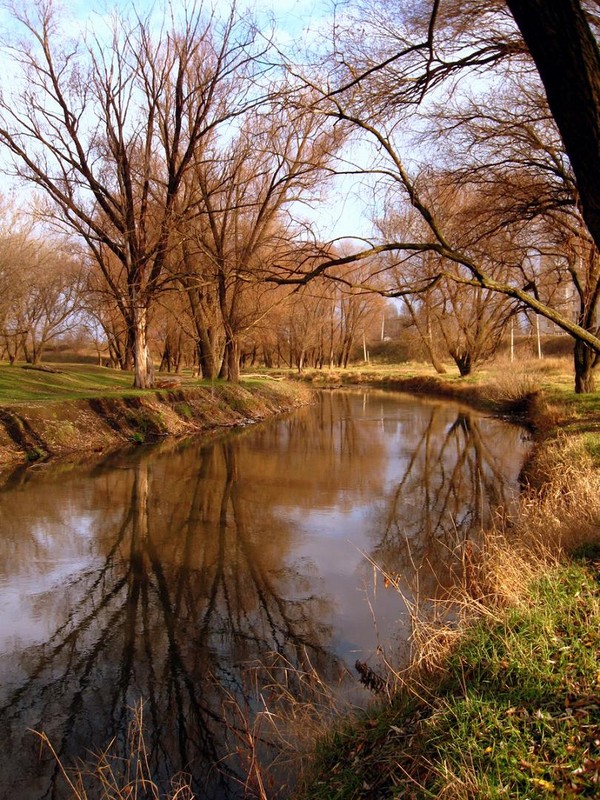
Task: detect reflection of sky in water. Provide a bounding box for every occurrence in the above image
[0,513,99,653]
[283,503,402,659]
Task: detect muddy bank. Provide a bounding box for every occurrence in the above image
[0,380,314,469]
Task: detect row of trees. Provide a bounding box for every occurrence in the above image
[0,212,560,377]
[0,1,599,390]
[267,0,599,392]
[0,3,349,385]
[0,215,387,372]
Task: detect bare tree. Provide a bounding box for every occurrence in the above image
[174,96,344,382]
[0,1,266,387]
[505,0,600,255]
[270,1,600,390]
[0,220,83,364]
[426,71,600,389]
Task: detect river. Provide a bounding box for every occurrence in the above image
[0,389,530,799]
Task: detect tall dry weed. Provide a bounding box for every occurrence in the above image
[486,366,542,405]
[220,652,357,797]
[34,701,194,799]
[397,433,600,682]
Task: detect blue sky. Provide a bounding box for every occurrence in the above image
[65,0,335,38]
[0,0,373,241]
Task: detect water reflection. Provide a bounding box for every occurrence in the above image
[369,404,521,578]
[0,390,530,799]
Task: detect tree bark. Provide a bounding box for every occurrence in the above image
[506,0,600,253]
[224,337,240,383]
[195,325,219,380]
[132,305,154,389]
[574,339,597,393]
[450,348,472,377]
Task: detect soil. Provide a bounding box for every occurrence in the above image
[0,381,314,470]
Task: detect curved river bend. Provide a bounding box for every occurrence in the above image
[0,389,530,799]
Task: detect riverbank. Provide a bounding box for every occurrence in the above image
[290,363,561,430]
[0,364,314,467]
[2,360,598,798]
[293,368,600,799]
[299,548,600,799]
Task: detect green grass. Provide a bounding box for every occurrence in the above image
[300,554,600,799]
[0,363,142,403]
[0,362,218,405]
[541,381,600,465]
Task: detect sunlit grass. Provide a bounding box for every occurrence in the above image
[298,430,600,800]
[0,363,215,405]
[0,363,139,403]
[301,558,600,800]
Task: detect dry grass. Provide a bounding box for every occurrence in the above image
[351,431,600,695]
[221,653,357,799]
[398,433,600,686]
[485,366,542,405]
[34,702,194,800]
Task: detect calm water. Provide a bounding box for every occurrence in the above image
[0,389,530,799]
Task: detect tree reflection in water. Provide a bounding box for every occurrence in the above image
[0,440,339,799]
[0,391,530,799]
[360,397,529,665]
[369,402,525,569]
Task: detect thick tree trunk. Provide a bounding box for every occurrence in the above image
[451,349,472,377]
[132,305,154,389]
[223,337,240,383]
[506,0,600,254]
[195,326,219,380]
[574,339,597,393]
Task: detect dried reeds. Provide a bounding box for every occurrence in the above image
[398,432,600,685]
[33,702,194,800]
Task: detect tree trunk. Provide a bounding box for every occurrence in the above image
[159,341,172,373]
[191,302,219,379]
[574,339,597,393]
[222,336,240,383]
[451,349,472,377]
[124,321,135,371]
[132,305,154,389]
[506,0,600,255]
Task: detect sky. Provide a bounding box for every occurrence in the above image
[0,0,374,242]
[62,0,336,46]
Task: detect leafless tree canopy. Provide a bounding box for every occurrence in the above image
[1,0,600,390]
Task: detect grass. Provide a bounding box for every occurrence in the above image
[0,362,235,405]
[299,555,600,800]
[0,363,145,404]
[0,362,315,466]
[36,702,195,799]
[298,428,600,800]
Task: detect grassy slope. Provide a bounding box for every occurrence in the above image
[0,363,206,403]
[293,359,600,800]
[0,363,312,466]
[303,554,600,799]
